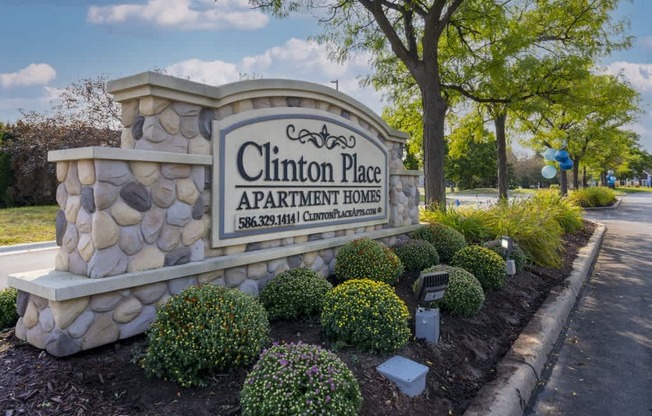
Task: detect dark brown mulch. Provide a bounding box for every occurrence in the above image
[0,221,596,416]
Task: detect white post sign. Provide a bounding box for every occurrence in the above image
[211,108,388,248]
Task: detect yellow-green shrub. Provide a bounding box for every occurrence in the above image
[419,265,485,317]
[0,287,18,329]
[569,187,616,208]
[451,246,507,291]
[334,238,403,285]
[410,223,467,263]
[260,268,332,321]
[392,239,440,272]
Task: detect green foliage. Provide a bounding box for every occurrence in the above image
[260,268,333,321]
[451,246,507,291]
[420,266,485,317]
[410,223,468,263]
[420,205,491,244]
[568,186,617,207]
[142,285,269,387]
[482,240,529,274]
[321,279,410,353]
[531,189,584,233]
[241,342,362,416]
[334,238,404,285]
[0,205,58,245]
[392,239,440,272]
[0,288,18,329]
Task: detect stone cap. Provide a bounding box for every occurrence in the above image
[48,146,212,165]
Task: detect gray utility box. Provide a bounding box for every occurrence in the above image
[377,355,430,397]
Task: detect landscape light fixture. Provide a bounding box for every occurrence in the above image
[330,80,339,91]
[501,236,517,276]
[414,271,449,344]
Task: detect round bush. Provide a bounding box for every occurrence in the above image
[451,245,507,291]
[482,239,529,274]
[321,279,410,353]
[334,238,404,285]
[260,268,333,321]
[0,287,18,329]
[392,239,440,272]
[420,265,485,317]
[142,284,270,386]
[241,342,362,416]
[411,223,467,263]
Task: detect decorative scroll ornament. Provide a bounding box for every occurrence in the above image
[286,124,356,149]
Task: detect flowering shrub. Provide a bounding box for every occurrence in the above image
[482,239,529,274]
[260,268,333,321]
[392,239,440,272]
[321,279,410,353]
[411,223,467,263]
[142,284,269,387]
[240,342,362,416]
[334,238,404,285]
[451,245,507,291]
[420,265,485,317]
[0,287,18,329]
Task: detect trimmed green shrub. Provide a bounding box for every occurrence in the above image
[420,265,485,317]
[260,268,333,321]
[451,245,507,291]
[0,287,18,329]
[142,284,269,387]
[482,239,529,274]
[321,279,410,353]
[392,239,440,272]
[241,342,362,416]
[411,223,467,263]
[569,186,617,208]
[334,238,404,285]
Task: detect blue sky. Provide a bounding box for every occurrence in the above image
[1,0,651,151]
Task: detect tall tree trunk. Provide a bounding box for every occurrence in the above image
[571,157,580,190]
[560,169,568,195]
[494,112,508,199]
[582,166,587,188]
[420,81,447,209]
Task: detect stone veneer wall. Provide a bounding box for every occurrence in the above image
[11,73,423,356]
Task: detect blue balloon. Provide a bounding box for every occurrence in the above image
[542,148,557,161]
[559,159,573,171]
[554,149,570,163]
[541,165,557,179]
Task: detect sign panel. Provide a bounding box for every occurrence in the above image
[211,108,388,247]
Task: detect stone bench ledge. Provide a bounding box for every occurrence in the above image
[9,224,422,302]
[48,146,212,165]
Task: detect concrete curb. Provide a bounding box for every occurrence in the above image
[582,197,622,211]
[463,223,606,416]
[0,241,57,256]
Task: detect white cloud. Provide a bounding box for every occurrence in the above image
[166,59,240,86]
[87,0,268,30]
[0,64,56,89]
[604,61,652,92]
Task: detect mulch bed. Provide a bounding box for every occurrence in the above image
[0,221,596,416]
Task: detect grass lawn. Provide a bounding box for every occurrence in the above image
[0,205,58,246]
[615,186,652,194]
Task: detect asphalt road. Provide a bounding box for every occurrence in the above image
[0,245,57,290]
[528,193,652,416]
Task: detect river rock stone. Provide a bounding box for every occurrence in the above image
[239,280,259,297]
[81,186,96,213]
[198,270,223,284]
[217,104,233,120]
[192,166,205,190]
[118,225,144,255]
[247,263,268,280]
[181,219,205,246]
[287,255,302,268]
[121,100,139,127]
[173,102,201,116]
[88,246,128,278]
[46,329,81,357]
[65,196,81,223]
[56,183,68,208]
[303,251,317,267]
[63,224,79,252]
[96,160,133,186]
[16,290,29,316]
[141,207,166,243]
[132,282,167,305]
[167,201,192,227]
[160,107,180,135]
[77,233,94,262]
[162,163,191,179]
[113,298,142,323]
[56,161,69,182]
[132,115,145,140]
[164,246,191,266]
[176,178,199,204]
[82,313,119,350]
[267,258,289,275]
[191,196,204,219]
[51,297,90,330]
[128,246,164,273]
[157,223,181,251]
[56,209,66,246]
[225,267,246,287]
[198,108,213,139]
[68,251,87,276]
[55,249,69,271]
[26,325,48,349]
[91,292,122,312]
[131,161,160,186]
[168,276,197,296]
[77,160,95,185]
[189,135,211,155]
[94,181,119,210]
[119,305,157,339]
[67,311,96,338]
[189,239,204,262]
[140,96,170,116]
[142,117,167,143]
[38,307,55,332]
[23,302,39,328]
[120,182,152,212]
[65,163,81,195]
[253,97,271,109]
[180,115,199,138]
[92,211,120,249]
[111,200,142,226]
[151,177,176,208]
